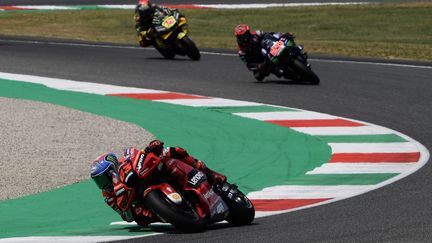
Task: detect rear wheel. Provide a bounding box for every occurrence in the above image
[290,57,320,85]
[144,190,204,232]
[178,36,200,61]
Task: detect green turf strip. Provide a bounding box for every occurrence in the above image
[0,181,171,237]
[284,174,398,185]
[207,105,297,114]
[317,134,407,143]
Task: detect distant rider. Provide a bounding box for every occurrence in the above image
[234,23,294,81]
[134,0,184,47]
[90,139,226,226]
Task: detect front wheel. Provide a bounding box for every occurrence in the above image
[290,57,320,85]
[144,190,204,232]
[217,183,255,226]
[178,36,200,61]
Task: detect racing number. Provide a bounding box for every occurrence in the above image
[162,16,176,29]
[270,40,284,57]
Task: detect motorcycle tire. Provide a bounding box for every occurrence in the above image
[178,36,201,61]
[144,190,205,232]
[219,183,255,226]
[290,57,320,85]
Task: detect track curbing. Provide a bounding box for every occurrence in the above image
[0,72,428,241]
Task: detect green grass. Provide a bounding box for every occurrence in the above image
[0,3,431,61]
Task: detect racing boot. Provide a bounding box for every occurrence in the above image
[203,167,227,185]
[193,160,226,185]
[133,204,159,227]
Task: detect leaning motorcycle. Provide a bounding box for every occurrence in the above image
[261,34,320,84]
[125,149,254,232]
[151,10,200,61]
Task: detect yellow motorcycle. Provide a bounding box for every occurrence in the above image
[151,9,200,61]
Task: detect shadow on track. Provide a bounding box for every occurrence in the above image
[123,221,258,235]
[252,79,318,85]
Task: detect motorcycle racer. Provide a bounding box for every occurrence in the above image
[90,140,227,226]
[234,23,294,81]
[134,0,185,47]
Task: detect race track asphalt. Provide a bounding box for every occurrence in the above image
[1,0,409,6]
[0,37,431,242]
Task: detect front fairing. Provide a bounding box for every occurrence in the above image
[185,170,229,222]
[153,11,184,40]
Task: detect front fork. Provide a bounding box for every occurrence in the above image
[177,17,189,38]
[296,45,311,67]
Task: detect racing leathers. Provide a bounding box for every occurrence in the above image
[237,30,294,81]
[101,145,226,226]
[237,30,266,77]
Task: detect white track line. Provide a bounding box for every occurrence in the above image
[157,98,261,107]
[0,72,166,95]
[306,163,416,174]
[329,142,419,153]
[247,185,375,199]
[196,2,369,8]
[0,235,158,243]
[234,111,336,120]
[292,126,393,135]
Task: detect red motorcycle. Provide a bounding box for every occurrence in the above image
[121,148,255,232]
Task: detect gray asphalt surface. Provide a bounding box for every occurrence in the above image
[1,0,413,6]
[0,37,431,242]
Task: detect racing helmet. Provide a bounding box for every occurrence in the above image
[234,24,252,45]
[90,153,119,190]
[136,0,154,18]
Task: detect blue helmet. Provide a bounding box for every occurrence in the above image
[90,153,119,190]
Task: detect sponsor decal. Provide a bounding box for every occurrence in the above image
[216,202,226,214]
[188,171,205,186]
[203,189,215,200]
[115,187,125,197]
[167,193,182,204]
[162,16,176,29]
[124,172,133,183]
[162,147,169,156]
[136,153,145,172]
